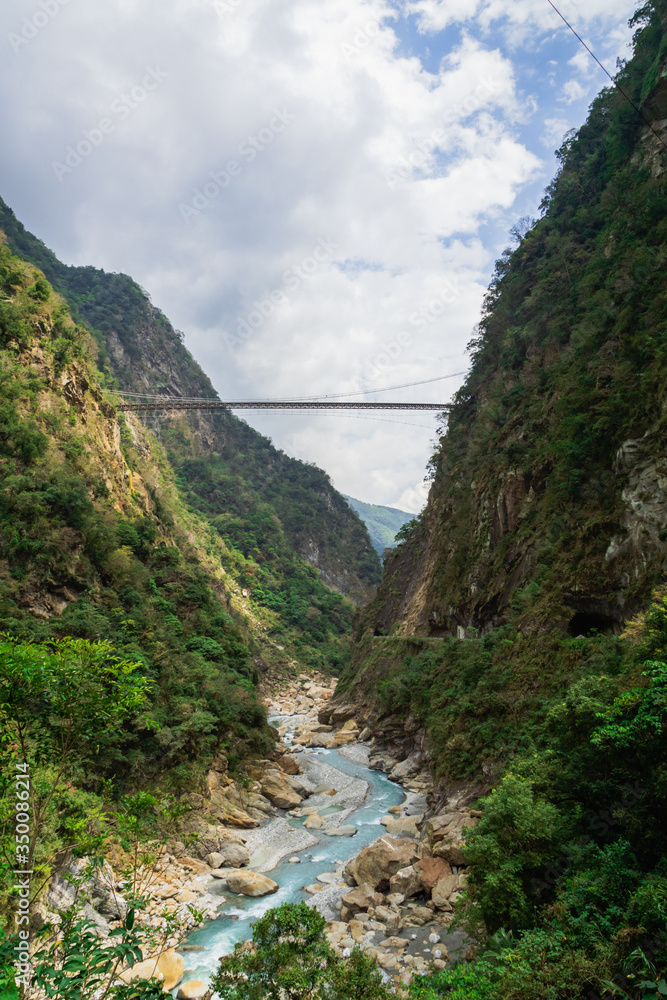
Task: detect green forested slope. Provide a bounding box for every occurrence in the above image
[365,4,667,640]
[343,495,414,555]
[0,197,381,605]
[340,2,667,994]
[0,239,273,782]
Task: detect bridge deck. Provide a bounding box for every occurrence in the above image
[117,400,445,412]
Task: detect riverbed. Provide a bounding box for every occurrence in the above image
[175,734,406,987]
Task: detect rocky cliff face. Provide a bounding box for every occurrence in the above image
[363,55,667,643]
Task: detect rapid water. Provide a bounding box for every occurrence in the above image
[176,740,405,987]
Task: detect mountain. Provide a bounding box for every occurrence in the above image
[0,199,382,777]
[0,196,381,607]
[333,1,667,989]
[343,495,414,555]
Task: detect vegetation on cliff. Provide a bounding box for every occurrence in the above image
[0,195,381,608]
[342,1,667,994]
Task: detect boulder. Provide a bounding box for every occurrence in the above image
[277,754,301,775]
[261,770,302,810]
[305,733,336,748]
[177,982,208,1000]
[180,857,211,874]
[432,839,466,866]
[345,837,419,890]
[424,812,460,842]
[333,732,357,746]
[177,888,200,904]
[388,865,422,898]
[415,857,452,892]
[432,874,460,909]
[401,904,434,927]
[322,825,357,837]
[206,852,225,869]
[121,949,185,990]
[285,774,311,797]
[339,718,359,732]
[381,814,421,837]
[341,883,379,913]
[304,813,325,829]
[225,870,279,897]
[219,841,250,868]
[209,790,259,829]
[370,904,401,931]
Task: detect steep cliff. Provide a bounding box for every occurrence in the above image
[328,11,667,990]
[0,198,381,605]
[365,10,667,643]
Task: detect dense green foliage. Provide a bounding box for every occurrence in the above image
[168,451,359,673]
[211,902,395,1000]
[343,496,414,556]
[0,242,273,789]
[345,3,667,995]
[384,598,667,996]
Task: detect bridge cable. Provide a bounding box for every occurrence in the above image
[106,369,468,405]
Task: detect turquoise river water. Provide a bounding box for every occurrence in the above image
[176,737,405,988]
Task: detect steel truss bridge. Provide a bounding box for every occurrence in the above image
[116,399,444,412]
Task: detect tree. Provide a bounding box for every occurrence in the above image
[0,637,153,907]
[211,902,396,1000]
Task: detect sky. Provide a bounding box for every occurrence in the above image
[0,0,638,511]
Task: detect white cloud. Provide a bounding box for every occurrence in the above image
[561,77,586,103]
[541,116,570,148]
[0,0,635,508]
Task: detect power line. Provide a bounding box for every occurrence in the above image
[545,0,667,152]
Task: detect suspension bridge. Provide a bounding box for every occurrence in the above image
[108,370,465,414]
[115,399,445,412]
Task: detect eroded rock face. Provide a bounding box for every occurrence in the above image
[225,870,279,897]
[345,836,419,890]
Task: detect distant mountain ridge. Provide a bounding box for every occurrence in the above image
[343,495,413,555]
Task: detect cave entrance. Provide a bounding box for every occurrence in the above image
[568,611,617,637]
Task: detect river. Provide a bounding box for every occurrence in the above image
[175,726,406,988]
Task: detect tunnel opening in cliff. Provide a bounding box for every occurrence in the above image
[567,611,618,637]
